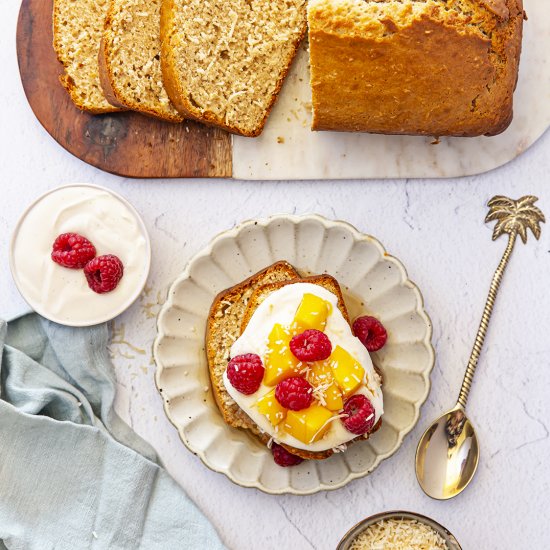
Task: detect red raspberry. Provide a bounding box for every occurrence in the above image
[227,354,264,395]
[83,255,124,294]
[272,443,304,467]
[342,394,376,435]
[353,316,388,352]
[51,233,96,269]
[275,376,313,411]
[290,329,332,362]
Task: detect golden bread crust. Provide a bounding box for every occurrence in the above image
[206,262,299,435]
[308,0,524,136]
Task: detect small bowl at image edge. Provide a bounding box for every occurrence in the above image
[337,511,462,550]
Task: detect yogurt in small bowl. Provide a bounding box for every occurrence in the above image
[10,183,151,326]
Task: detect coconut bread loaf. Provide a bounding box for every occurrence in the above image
[99,0,184,122]
[308,0,525,136]
[53,0,123,113]
[160,0,308,136]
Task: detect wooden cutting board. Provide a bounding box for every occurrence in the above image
[16,0,232,178]
[16,0,549,180]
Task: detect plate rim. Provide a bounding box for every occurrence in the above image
[153,213,435,495]
[9,182,152,327]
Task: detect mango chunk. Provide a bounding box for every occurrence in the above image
[307,362,343,411]
[329,346,365,397]
[255,389,286,426]
[264,323,300,386]
[284,405,334,444]
[292,293,331,333]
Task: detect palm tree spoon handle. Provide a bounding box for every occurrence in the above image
[456,195,545,410]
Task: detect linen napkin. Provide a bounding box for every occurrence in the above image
[0,314,226,550]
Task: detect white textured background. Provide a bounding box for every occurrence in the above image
[2,1,550,548]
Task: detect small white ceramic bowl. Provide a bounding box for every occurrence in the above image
[10,183,151,327]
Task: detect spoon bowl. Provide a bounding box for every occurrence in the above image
[415,407,479,500]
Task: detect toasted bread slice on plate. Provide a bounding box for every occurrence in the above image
[206,261,298,436]
[207,265,382,461]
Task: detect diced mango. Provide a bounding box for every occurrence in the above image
[324,383,344,411]
[307,362,343,411]
[284,405,334,444]
[292,293,331,333]
[264,323,300,386]
[255,389,287,426]
[329,346,365,397]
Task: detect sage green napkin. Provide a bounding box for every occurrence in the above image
[0,314,226,550]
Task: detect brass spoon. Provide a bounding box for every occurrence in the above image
[415,195,545,500]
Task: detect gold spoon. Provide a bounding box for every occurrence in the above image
[415,195,545,500]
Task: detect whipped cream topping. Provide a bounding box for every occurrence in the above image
[11,185,149,325]
[224,283,384,452]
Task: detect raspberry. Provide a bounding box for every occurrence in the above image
[275,376,313,411]
[51,233,96,269]
[353,316,388,352]
[83,255,124,294]
[289,329,332,362]
[272,443,304,467]
[342,394,376,435]
[226,354,264,395]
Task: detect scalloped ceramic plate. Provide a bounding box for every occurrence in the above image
[154,215,434,494]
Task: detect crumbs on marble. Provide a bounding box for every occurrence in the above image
[277,136,285,144]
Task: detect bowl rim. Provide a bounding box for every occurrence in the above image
[153,213,435,494]
[9,182,152,327]
[336,510,462,550]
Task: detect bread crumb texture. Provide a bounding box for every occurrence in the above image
[103,0,183,121]
[308,0,524,136]
[161,0,307,136]
[53,0,121,113]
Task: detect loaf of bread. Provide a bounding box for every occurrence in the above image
[206,263,382,461]
[99,0,184,122]
[308,0,525,136]
[53,0,123,114]
[160,0,307,136]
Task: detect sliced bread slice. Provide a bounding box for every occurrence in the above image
[99,0,184,122]
[53,0,123,113]
[206,261,299,437]
[160,0,308,136]
[209,269,383,462]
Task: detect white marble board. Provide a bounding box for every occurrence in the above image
[233,0,550,180]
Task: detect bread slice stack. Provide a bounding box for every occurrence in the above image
[308,0,524,136]
[160,0,308,136]
[99,0,184,122]
[53,0,122,113]
[206,262,382,461]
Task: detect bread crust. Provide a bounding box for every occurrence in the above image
[160,0,308,137]
[208,268,383,461]
[52,0,123,114]
[308,0,524,137]
[99,1,184,122]
[206,262,299,434]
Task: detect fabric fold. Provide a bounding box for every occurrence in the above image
[0,314,225,550]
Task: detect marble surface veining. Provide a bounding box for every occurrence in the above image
[233,0,550,180]
[2,0,550,549]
